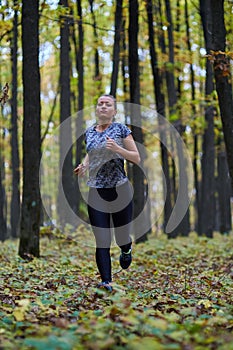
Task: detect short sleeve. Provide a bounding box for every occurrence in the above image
[121,124,132,138]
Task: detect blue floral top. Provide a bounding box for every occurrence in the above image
[85,122,131,188]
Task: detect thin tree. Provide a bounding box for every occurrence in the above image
[183,0,200,233]
[216,147,232,233]
[89,0,102,92]
[210,0,233,191]
[0,104,7,241]
[19,0,41,259]
[128,0,148,242]
[156,0,190,237]
[155,0,173,233]
[76,0,84,117]
[57,0,75,228]
[71,0,85,218]
[0,21,9,243]
[146,0,172,235]
[164,0,177,114]
[120,17,127,99]
[75,0,85,219]
[166,0,190,237]
[10,0,20,238]
[110,0,123,97]
[199,0,216,237]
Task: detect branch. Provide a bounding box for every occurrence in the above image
[41,89,59,145]
[40,13,115,32]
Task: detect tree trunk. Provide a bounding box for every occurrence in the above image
[210,0,233,192]
[121,19,127,99]
[199,0,216,237]
[19,0,41,259]
[10,0,20,238]
[110,0,123,97]
[164,0,177,113]
[129,0,148,242]
[76,0,84,115]
[0,156,7,241]
[146,0,172,234]
[216,150,232,233]
[184,0,199,233]
[89,0,102,92]
[71,0,85,219]
[183,0,199,233]
[57,0,75,228]
[154,0,173,232]
[163,0,190,237]
[200,106,215,238]
[76,0,85,220]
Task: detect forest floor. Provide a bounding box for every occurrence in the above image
[0,228,233,350]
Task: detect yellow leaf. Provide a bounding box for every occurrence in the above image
[197,299,212,308]
[130,337,164,350]
[13,299,31,321]
[17,299,30,308]
[13,309,25,322]
[147,317,168,331]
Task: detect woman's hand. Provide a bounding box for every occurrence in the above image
[106,134,140,164]
[106,136,120,153]
[74,163,88,177]
[74,154,89,177]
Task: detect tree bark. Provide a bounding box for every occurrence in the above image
[57,0,75,228]
[164,0,177,112]
[89,0,102,92]
[200,102,215,237]
[216,150,232,233]
[199,0,216,237]
[184,0,199,233]
[210,0,233,192]
[110,0,123,97]
[10,0,20,238]
[76,0,85,219]
[129,0,148,242]
[77,0,84,115]
[146,0,172,234]
[19,0,41,259]
[71,0,85,219]
[120,19,127,99]
[0,155,7,241]
[161,0,190,237]
[183,0,199,233]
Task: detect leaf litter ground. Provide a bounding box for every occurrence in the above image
[0,229,233,350]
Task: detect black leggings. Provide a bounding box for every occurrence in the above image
[87,181,133,282]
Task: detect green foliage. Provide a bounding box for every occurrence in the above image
[0,231,233,349]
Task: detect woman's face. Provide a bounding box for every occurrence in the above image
[96,96,116,124]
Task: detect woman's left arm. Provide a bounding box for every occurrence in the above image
[106,134,141,165]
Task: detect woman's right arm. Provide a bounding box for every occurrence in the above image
[74,154,89,177]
